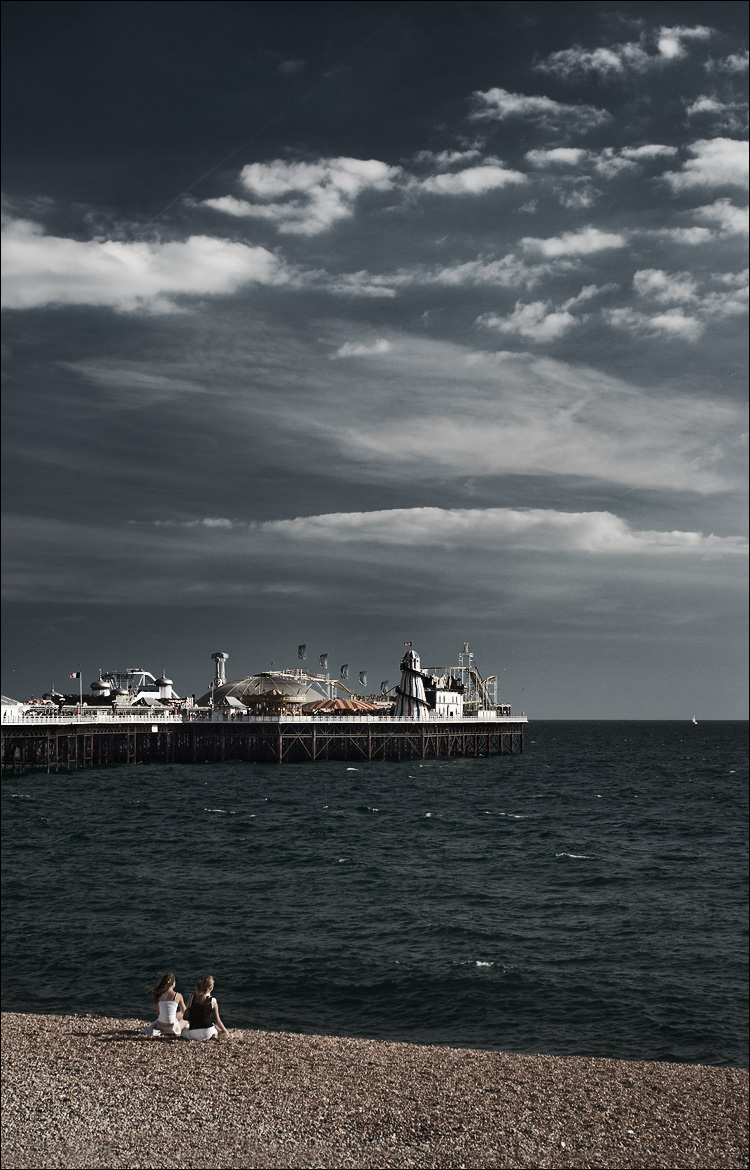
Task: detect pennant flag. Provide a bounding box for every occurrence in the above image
[69,672,81,679]
[298,644,306,660]
[319,653,328,669]
[381,681,389,695]
[404,641,412,647]
[359,671,367,687]
[340,664,349,679]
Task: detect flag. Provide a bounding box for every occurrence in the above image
[69,672,81,679]
[320,653,328,669]
[381,681,389,695]
[359,671,367,687]
[340,664,349,679]
[298,644,306,660]
[404,641,412,647]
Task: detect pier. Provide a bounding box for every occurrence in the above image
[1,713,525,771]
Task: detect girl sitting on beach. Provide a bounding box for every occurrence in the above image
[180,975,229,1041]
[141,972,188,1037]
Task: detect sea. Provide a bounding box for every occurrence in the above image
[2,721,747,1068]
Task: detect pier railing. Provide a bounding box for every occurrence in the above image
[3,708,527,726]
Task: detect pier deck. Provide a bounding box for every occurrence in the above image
[2,717,525,771]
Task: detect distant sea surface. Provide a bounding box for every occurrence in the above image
[2,721,747,1067]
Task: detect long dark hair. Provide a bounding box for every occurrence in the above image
[147,972,175,1002]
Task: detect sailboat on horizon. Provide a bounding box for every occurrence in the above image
[692,714,698,724]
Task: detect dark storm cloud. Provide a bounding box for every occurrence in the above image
[1,1,747,715]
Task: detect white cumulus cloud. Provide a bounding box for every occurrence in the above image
[479,301,578,343]
[0,216,285,311]
[204,156,399,235]
[656,25,713,59]
[537,26,713,79]
[693,198,749,236]
[521,226,626,257]
[525,148,588,167]
[417,164,526,195]
[470,87,609,131]
[606,307,705,342]
[663,138,749,190]
[633,269,698,304]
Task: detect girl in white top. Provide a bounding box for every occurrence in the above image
[141,972,188,1037]
[180,974,229,1041]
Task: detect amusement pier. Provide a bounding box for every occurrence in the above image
[2,644,526,771]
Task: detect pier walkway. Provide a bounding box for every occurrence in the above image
[2,712,526,770]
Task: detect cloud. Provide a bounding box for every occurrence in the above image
[204,156,399,235]
[261,506,747,556]
[521,226,626,257]
[656,25,713,60]
[278,59,305,75]
[555,184,600,209]
[611,269,748,337]
[712,269,749,288]
[525,148,587,168]
[707,50,749,73]
[0,216,285,311]
[318,272,398,298]
[591,149,638,179]
[537,42,650,78]
[470,87,610,131]
[330,339,392,359]
[529,144,677,183]
[633,269,698,304]
[413,149,482,168]
[686,95,749,134]
[605,307,705,342]
[663,139,749,190]
[693,199,749,236]
[562,283,618,308]
[148,517,241,528]
[537,26,713,79]
[325,252,574,297]
[620,145,679,160]
[308,338,743,494]
[478,301,578,343]
[478,284,615,343]
[654,226,716,246]
[204,154,531,232]
[700,283,749,319]
[416,163,527,195]
[652,199,749,245]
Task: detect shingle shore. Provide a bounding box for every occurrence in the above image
[1,1013,747,1170]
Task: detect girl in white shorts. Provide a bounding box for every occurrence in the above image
[181,974,229,1041]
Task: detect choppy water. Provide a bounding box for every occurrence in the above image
[2,721,747,1066]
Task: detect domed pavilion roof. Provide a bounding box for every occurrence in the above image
[196,671,318,708]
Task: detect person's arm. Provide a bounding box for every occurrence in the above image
[175,992,188,1019]
[212,999,229,1036]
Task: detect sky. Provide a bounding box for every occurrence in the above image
[1,0,748,717]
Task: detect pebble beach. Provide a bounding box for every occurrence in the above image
[1,1013,747,1169]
